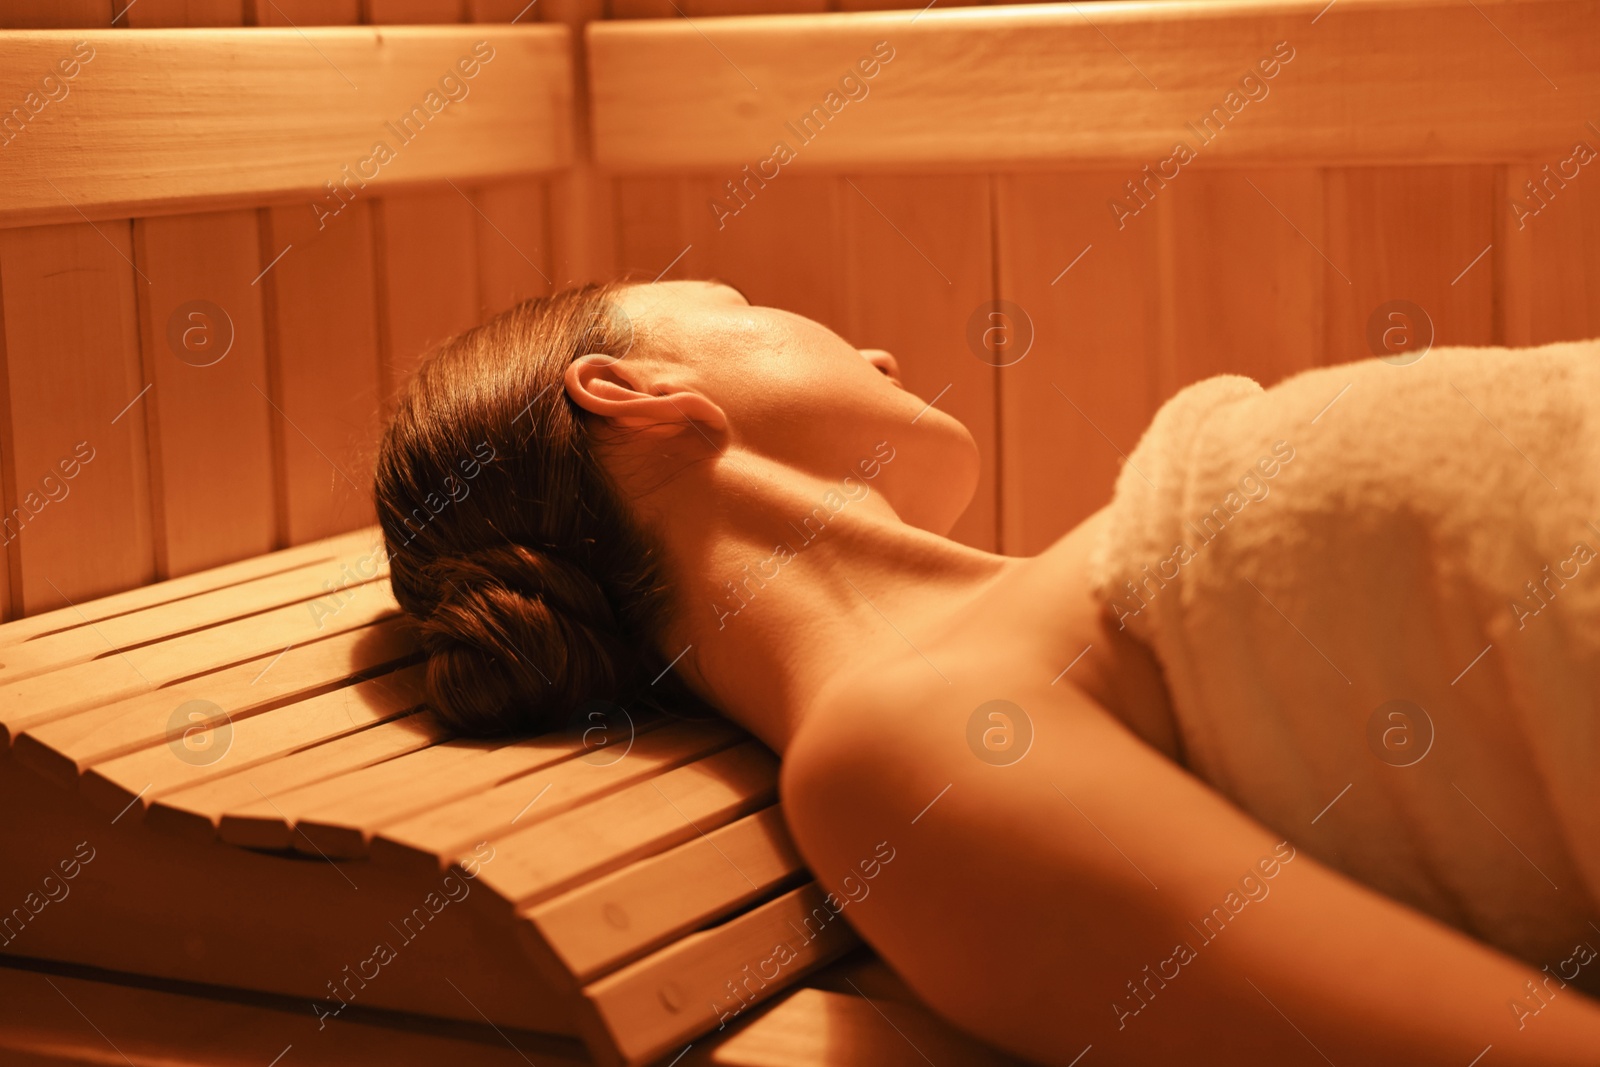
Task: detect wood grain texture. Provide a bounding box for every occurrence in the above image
[0,963,587,1067]
[374,189,481,414]
[133,210,278,576]
[544,0,614,287]
[1500,157,1600,346]
[1157,169,1324,393]
[147,709,445,842]
[79,662,426,816]
[1322,165,1498,365]
[580,882,858,1066]
[838,174,997,549]
[122,0,243,26]
[0,223,155,614]
[260,201,385,544]
[0,26,573,227]
[705,986,1019,1067]
[590,0,1600,171]
[0,525,376,645]
[0,2,110,27]
[473,179,553,316]
[995,171,1163,554]
[0,578,398,739]
[11,617,412,784]
[245,0,360,22]
[527,804,804,984]
[364,0,466,21]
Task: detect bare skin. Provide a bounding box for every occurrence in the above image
[564,280,1600,1064]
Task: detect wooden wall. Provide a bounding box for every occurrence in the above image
[2,0,1596,621]
[0,0,557,620]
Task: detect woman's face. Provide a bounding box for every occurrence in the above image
[609,280,980,536]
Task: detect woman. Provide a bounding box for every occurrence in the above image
[374,280,1600,1064]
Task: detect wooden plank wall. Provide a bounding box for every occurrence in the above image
[0,0,556,621]
[597,1,1600,556]
[3,0,1598,619]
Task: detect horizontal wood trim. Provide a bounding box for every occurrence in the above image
[527,805,805,985]
[580,882,859,1066]
[77,662,427,816]
[11,618,417,784]
[147,710,446,844]
[589,0,1600,170]
[0,26,573,227]
[0,526,378,647]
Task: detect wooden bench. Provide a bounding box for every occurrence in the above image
[0,527,1011,1066]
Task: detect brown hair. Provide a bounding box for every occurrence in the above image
[374,283,686,737]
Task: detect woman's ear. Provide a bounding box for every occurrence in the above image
[563,354,727,437]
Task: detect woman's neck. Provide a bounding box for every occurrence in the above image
[643,455,1019,754]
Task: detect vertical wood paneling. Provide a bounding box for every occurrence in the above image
[470,0,553,319]
[0,223,155,614]
[996,172,1162,555]
[0,0,116,622]
[132,211,276,577]
[363,0,464,20]
[259,202,385,545]
[544,0,612,288]
[1500,161,1600,347]
[1323,166,1498,366]
[685,175,845,332]
[373,191,481,412]
[839,175,996,550]
[249,0,379,548]
[0,2,111,26]
[1159,169,1324,393]
[473,181,553,317]
[123,0,277,581]
[244,0,360,24]
[123,0,243,25]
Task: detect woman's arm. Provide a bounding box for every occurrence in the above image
[780,662,1600,1065]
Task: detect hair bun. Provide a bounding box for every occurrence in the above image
[412,542,635,736]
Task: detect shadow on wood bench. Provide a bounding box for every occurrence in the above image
[0,526,1017,1066]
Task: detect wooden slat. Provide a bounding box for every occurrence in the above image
[215,721,614,851]
[147,709,446,842]
[0,537,388,683]
[132,210,278,577]
[579,882,858,1067]
[1159,169,1324,390]
[0,578,399,740]
[366,0,465,20]
[473,740,780,909]
[542,0,613,288]
[0,26,573,227]
[528,805,804,984]
[1323,166,1498,364]
[124,0,244,27]
[706,986,1016,1067]
[246,0,360,22]
[260,201,385,543]
[995,171,1162,553]
[0,525,375,647]
[474,179,553,316]
[837,175,997,550]
[0,3,109,26]
[78,662,427,815]
[0,962,589,1067]
[374,189,481,413]
[12,616,415,783]
[0,223,154,615]
[1500,158,1600,346]
[368,717,744,870]
[590,0,1600,171]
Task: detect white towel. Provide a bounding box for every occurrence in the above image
[1089,340,1600,969]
